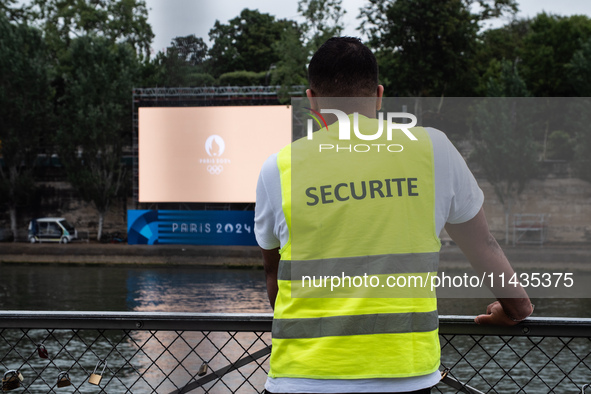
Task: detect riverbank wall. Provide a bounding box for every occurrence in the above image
[1,243,590,269]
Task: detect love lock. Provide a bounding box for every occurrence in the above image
[88,360,107,386]
[2,370,23,391]
[56,371,71,388]
[37,344,49,359]
[198,361,209,377]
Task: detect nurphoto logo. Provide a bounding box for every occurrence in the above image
[305,108,419,153]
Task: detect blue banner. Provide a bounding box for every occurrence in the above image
[127,210,257,246]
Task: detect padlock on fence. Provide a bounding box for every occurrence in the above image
[88,360,107,386]
[37,344,49,359]
[198,361,208,376]
[2,370,23,391]
[57,371,71,388]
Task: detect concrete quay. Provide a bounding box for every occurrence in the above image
[0,242,263,266]
[0,242,589,269]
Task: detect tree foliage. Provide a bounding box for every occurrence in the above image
[28,0,154,58]
[566,38,591,182]
[572,111,591,183]
[546,130,574,161]
[474,19,530,95]
[0,0,30,21]
[151,1,345,91]
[6,0,591,239]
[55,36,139,240]
[567,36,591,96]
[298,0,345,52]
[470,62,538,242]
[218,70,267,86]
[269,0,345,102]
[485,59,530,97]
[359,0,518,97]
[207,9,294,77]
[520,13,591,97]
[150,48,195,87]
[170,35,208,66]
[149,35,212,87]
[271,23,308,101]
[0,14,52,240]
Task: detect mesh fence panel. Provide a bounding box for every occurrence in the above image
[1,315,590,393]
[437,334,591,393]
[0,328,271,393]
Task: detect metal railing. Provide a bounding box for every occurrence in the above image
[0,312,590,393]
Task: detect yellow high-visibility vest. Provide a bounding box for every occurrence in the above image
[270,114,441,379]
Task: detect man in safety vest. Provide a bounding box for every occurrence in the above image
[254,37,533,394]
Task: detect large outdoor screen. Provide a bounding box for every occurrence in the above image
[138,106,291,203]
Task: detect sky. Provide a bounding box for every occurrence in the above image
[145,0,591,54]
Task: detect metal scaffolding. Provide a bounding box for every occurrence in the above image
[133,86,306,99]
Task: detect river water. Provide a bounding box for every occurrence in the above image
[1,264,590,393]
[0,263,590,317]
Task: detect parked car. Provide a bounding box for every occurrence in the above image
[28,218,78,244]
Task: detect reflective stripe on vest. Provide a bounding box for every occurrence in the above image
[273,311,439,339]
[271,114,441,379]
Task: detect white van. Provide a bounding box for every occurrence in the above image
[28,218,78,244]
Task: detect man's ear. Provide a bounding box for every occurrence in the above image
[306,88,319,111]
[376,85,384,111]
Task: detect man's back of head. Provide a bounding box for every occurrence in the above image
[308,37,379,98]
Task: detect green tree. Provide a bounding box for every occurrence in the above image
[207,9,293,77]
[546,130,574,161]
[268,0,346,101]
[571,107,591,183]
[150,48,193,87]
[485,59,530,97]
[298,0,345,52]
[218,70,267,86]
[474,18,531,95]
[359,0,518,97]
[566,41,591,182]
[567,36,591,96]
[170,35,208,66]
[479,18,530,63]
[149,35,215,87]
[1,0,31,21]
[0,14,52,240]
[55,36,139,240]
[271,23,308,101]
[520,13,591,97]
[471,61,538,243]
[29,0,154,58]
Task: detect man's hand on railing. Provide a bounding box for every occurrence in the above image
[475,300,534,326]
[445,208,534,327]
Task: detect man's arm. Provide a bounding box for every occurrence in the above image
[261,247,280,310]
[445,207,534,326]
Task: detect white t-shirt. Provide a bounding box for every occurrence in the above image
[254,127,484,393]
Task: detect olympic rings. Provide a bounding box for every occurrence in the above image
[207,165,224,175]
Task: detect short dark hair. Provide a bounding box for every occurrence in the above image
[308,37,379,97]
